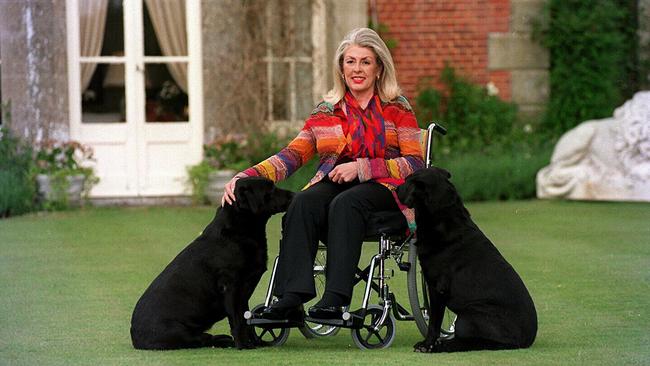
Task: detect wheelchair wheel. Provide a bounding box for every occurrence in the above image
[299,245,341,338]
[351,305,396,350]
[250,305,290,346]
[407,243,456,338]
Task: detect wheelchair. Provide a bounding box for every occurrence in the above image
[245,123,456,350]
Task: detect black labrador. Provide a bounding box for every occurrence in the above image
[130,177,294,350]
[397,167,537,353]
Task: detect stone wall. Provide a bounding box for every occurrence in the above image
[201,0,253,141]
[375,0,512,101]
[0,0,69,143]
[374,0,549,125]
[488,0,549,125]
[323,0,368,97]
[201,0,367,142]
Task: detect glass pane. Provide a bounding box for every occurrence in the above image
[272,62,290,121]
[296,62,313,120]
[145,63,189,122]
[143,0,187,57]
[81,62,126,123]
[79,0,124,57]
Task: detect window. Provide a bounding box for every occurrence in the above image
[264,0,313,127]
[79,0,126,123]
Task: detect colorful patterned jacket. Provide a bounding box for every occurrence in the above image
[236,96,425,229]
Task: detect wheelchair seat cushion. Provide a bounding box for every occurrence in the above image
[365,210,408,238]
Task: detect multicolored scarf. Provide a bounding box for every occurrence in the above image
[343,92,386,159]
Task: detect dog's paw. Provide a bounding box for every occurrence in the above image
[235,335,260,350]
[211,334,235,348]
[236,342,257,350]
[413,339,443,353]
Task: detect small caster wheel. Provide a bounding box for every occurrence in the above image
[250,305,290,347]
[351,305,396,350]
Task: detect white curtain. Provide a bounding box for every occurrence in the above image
[144,0,188,92]
[79,0,109,91]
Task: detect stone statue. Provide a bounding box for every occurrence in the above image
[536,91,650,201]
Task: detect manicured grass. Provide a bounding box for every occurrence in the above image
[1,201,649,365]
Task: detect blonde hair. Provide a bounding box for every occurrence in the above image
[323,28,402,104]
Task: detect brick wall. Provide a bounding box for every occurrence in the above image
[374,0,512,103]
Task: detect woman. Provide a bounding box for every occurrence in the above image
[222,28,424,321]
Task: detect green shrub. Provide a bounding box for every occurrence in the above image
[186,131,293,202]
[414,64,546,201]
[433,141,553,201]
[33,140,99,211]
[416,65,518,153]
[0,127,36,217]
[536,0,638,134]
[186,160,213,205]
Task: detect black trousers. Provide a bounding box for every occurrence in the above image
[274,178,399,301]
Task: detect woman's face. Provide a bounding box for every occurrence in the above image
[342,45,381,97]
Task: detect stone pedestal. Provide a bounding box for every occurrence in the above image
[537,91,650,201]
[36,174,86,207]
[205,170,236,205]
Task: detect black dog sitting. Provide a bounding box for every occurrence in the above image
[397,167,537,353]
[130,177,294,350]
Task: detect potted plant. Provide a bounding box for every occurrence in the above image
[187,134,250,205]
[34,140,99,210]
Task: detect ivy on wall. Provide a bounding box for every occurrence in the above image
[536,0,640,134]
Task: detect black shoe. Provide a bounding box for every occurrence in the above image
[307,304,346,319]
[261,304,304,322]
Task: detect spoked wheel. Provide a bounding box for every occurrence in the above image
[351,305,397,350]
[407,243,456,338]
[299,245,341,338]
[250,305,290,346]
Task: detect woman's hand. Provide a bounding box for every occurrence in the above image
[328,161,359,183]
[221,176,240,206]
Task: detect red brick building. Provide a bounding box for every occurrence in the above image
[372,0,549,121]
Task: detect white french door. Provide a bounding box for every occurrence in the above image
[67,0,203,197]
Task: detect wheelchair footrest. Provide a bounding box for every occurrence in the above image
[246,317,303,328]
[244,309,304,328]
[398,262,411,271]
[305,309,365,329]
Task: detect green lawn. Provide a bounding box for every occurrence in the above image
[1,201,649,365]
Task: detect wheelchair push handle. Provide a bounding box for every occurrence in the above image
[424,122,447,168]
[427,122,447,136]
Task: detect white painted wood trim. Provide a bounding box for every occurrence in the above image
[79,56,125,63]
[66,0,81,139]
[66,0,203,197]
[187,0,204,154]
